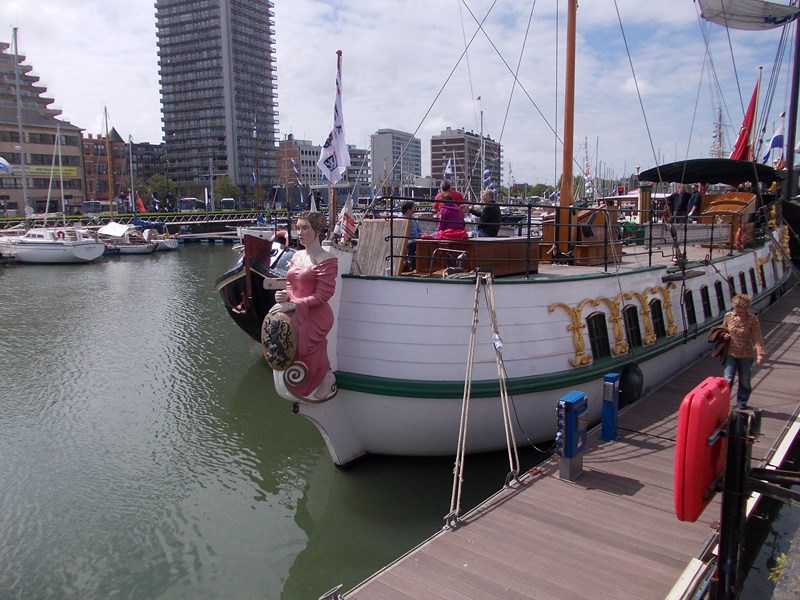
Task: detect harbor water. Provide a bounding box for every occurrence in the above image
[0,244,544,599]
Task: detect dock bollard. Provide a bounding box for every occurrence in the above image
[601,372,620,442]
[556,390,588,481]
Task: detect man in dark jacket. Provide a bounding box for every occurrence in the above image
[667,184,691,223]
[469,189,502,237]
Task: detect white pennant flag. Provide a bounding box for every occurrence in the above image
[317,51,351,184]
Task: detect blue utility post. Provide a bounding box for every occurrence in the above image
[556,390,588,481]
[601,372,620,442]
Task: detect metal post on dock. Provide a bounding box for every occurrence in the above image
[556,390,588,481]
[601,372,620,442]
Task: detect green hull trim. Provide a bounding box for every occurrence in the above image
[335,318,725,399]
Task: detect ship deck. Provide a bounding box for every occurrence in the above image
[343,284,800,599]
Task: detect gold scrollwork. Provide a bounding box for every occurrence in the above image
[596,294,629,356]
[755,252,770,287]
[649,283,677,336]
[548,298,598,367]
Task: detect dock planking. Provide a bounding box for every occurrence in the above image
[345,286,800,599]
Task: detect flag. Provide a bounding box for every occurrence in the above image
[252,118,260,138]
[335,194,357,241]
[730,76,760,161]
[0,156,12,174]
[762,124,784,163]
[290,158,303,187]
[310,193,318,212]
[136,194,146,213]
[477,95,481,101]
[317,51,351,185]
[444,158,453,176]
[251,172,257,186]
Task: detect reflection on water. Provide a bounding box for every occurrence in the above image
[0,246,537,599]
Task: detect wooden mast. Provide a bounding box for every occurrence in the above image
[557,0,577,253]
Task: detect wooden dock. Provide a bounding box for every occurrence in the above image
[344,286,800,599]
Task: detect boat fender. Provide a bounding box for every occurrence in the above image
[56,230,65,240]
[619,363,643,408]
[261,312,297,370]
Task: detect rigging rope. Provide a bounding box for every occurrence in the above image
[445,272,519,530]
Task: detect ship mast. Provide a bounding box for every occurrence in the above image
[557,0,577,252]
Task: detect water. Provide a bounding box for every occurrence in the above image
[0,245,539,599]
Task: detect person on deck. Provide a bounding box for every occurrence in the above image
[666,184,691,223]
[722,293,765,408]
[269,211,338,402]
[401,200,421,271]
[434,180,465,217]
[434,192,467,239]
[687,184,702,221]
[469,189,502,237]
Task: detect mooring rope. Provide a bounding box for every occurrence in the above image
[445,272,519,530]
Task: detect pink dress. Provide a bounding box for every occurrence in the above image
[284,257,338,397]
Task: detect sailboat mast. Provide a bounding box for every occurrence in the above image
[12,28,30,214]
[785,22,800,203]
[57,122,65,221]
[129,135,137,214]
[480,105,485,198]
[104,108,114,218]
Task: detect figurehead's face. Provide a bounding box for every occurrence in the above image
[296,218,316,248]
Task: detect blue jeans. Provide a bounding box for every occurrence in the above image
[724,357,753,406]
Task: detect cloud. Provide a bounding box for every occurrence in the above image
[3,0,791,185]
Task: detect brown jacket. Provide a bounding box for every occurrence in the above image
[707,325,730,364]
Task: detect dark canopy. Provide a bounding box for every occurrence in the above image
[638,158,777,186]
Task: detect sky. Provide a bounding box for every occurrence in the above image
[3,0,792,188]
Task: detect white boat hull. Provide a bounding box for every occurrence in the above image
[0,228,105,264]
[273,233,791,466]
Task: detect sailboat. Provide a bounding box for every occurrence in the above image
[219,2,794,467]
[0,28,105,265]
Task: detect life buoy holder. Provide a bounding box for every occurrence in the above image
[56,230,65,240]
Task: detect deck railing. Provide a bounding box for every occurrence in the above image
[366,195,770,277]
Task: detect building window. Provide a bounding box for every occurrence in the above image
[684,290,697,327]
[623,305,643,348]
[728,276,736,299]
[700,285,712,320]
[586,312,612,360]
[759,264,767,291]
[650,299,667,338]
[749,268,758,296]
[739,272,748,296]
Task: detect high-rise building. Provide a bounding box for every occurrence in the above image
[370,129,421,195]
[155,0,278,206]
[0,39,85,216]
[431,127,502,201]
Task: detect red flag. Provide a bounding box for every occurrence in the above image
[730,77,760,161]
[136,194,146,212]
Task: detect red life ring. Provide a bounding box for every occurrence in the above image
[56,230,66,240]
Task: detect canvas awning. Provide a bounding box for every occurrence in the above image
[638,159,777,186]
[97,221,131,238]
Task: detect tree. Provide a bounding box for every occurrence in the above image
[214,175,240,201]
[147,174,177,209]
